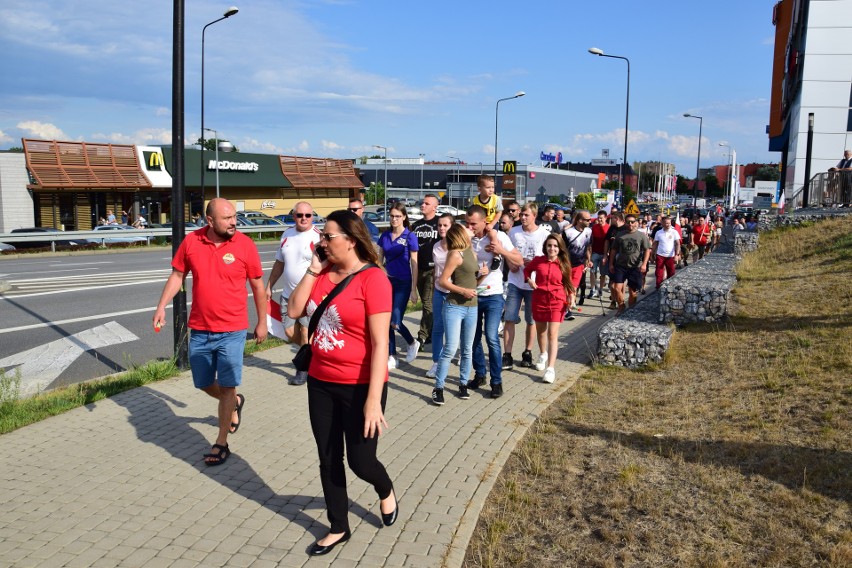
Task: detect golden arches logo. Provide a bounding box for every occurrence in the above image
[503,161,516,174]
[147,152,163,169]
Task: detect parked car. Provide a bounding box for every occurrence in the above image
[0,242,15,252]
[92,224,148,243]
[239,210,276,222]
[363,211,381,223]
[274,214,294,225]
[250,217,287,227]
[9,227,87,249]
[406,206,423,221]
[436,205,462,217]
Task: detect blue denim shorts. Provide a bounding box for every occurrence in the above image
[189,329,247,389]
[503,283,533,324]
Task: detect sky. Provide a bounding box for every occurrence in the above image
[0,0,780,177]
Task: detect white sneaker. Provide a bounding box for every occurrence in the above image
[543,367,555,383]
[535,353,548,371]
[406,340,420,363]
[426,362,438,378]
[388,356,397,370]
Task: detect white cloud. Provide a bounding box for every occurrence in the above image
[298,140,309,151]
[321,140,344,152]
[17,121,67,140]
[88,128,173,145]
[154,107,170,117]
[0,130,12,145]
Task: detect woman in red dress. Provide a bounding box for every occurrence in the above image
[524,234,574,384]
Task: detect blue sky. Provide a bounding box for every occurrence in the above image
[0,0,779,176]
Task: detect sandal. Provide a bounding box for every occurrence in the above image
[204,443,230,466]
[230,394,245,434]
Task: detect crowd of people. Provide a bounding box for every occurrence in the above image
[151,187,758,555]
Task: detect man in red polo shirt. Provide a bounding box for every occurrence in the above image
[153,198,267,466]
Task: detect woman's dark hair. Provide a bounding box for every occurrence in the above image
[325,210,379,265]
[386,202,410,230]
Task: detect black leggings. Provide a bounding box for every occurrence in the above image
[307,376,393,533]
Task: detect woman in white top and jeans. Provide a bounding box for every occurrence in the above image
[427,213,456,378]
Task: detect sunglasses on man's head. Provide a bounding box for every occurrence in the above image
[295,213,313,219]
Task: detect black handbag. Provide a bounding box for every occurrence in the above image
[292,264,376,373]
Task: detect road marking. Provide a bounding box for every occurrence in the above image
[0,304,181,334]
[49,262,112,267]
[5,268,101,277]
[0,321,139,397]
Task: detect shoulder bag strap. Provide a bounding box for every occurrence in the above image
[306,263,377,341]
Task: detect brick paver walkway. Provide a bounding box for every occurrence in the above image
[1,304,614,567]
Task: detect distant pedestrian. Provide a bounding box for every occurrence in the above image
[348,198,379,242]
[106,209,116,224]
[410,194,440,347]
[426,213,456,379]
[652,215,681,289]
[609,214,651,314]
[264,201,320,385]
[377,202,420,369]
[152,198,267,466]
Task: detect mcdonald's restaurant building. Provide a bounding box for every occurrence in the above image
[18,139,364,230]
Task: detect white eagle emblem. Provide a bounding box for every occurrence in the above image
[307,299,345,352]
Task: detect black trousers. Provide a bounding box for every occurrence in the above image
[307,376,393,533]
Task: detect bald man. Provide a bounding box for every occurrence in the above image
[154,198,267,466]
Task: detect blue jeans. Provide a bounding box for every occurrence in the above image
[435,303,476,389]
[431,290,448,363]
[473,294,505,385]
[389,277,415,354]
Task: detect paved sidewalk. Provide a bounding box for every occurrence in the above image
[1,302,615,568]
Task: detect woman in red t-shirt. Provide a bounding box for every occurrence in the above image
[288,210,398,556]
[524,234,574,384]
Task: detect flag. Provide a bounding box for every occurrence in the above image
[267,299,288,340]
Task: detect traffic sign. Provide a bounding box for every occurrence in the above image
[591,159,617,166]
[624,199,640,215]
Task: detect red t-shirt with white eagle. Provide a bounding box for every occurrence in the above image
[307,266,392,384]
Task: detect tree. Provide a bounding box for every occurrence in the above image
[703,174,723,197]
[194,137,239,152]
[676,175,689,194]
[755,165,780,181]
[366,181,385,206]
[6,146,23,153]
[574,192,596,212]
[640,170,657,193]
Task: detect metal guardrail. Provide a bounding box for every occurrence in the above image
[792,170,852,210]
[0,221,392,252]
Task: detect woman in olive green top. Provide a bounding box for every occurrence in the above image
[432,224,481,405]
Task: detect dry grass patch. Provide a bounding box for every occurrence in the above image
[464,218,851,568]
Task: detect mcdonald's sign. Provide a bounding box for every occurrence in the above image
[502,161,517,192]
[143,151,163,171]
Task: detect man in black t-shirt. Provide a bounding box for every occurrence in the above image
[410,194,441,345]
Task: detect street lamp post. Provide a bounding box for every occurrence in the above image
[202,128,220,199]
[448,156,460,209]
[419,153,425,192]
[201,6,239,205]
[494,91,526,192]
[719,142,731,208]
[684,113,704,206]
[588,47,630,208]
[373,145,388,219]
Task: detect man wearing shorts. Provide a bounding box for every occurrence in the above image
[265,201,321,385]
[153,198,267,466]
[504,203,548,370]
[589,210,610,298]
[563,210,593,319]
[609,214,651,315]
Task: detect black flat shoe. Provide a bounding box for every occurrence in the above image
[308,530,351,556]
[381,492,399,527]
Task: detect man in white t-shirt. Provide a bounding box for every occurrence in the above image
[652,215,681,289]
[504,203,549,370]
[465,205,522,399]
[265,201,321,385]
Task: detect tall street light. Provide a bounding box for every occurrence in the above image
[202,128,234,199]
[719,142,731,208]
[373,145,388,219]
[494,91,526,192]
[684,113,704,206]
[201,6,239,206]
[588,47,630,207]
[419,153,425,191]
[448,156,460,208]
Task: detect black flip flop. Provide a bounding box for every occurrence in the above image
[204,443,230,466]
[230,394,245,434]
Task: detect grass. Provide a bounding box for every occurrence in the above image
[463,217,852,568]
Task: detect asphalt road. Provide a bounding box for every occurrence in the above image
[0,242,282,396]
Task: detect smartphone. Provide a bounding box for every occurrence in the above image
[315,246,327,262]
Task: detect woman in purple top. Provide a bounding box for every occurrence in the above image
[377,203,420,369]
